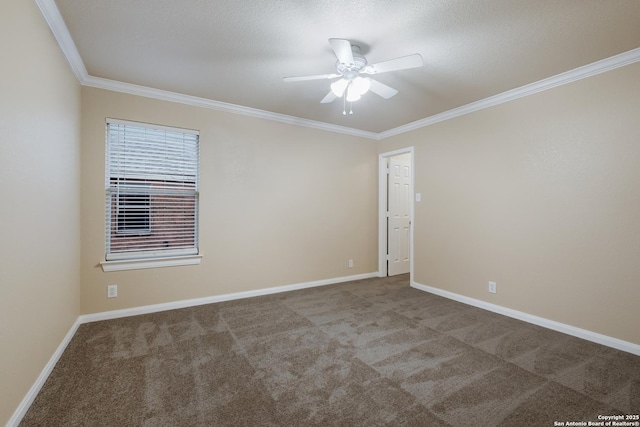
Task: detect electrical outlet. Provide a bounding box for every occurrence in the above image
[348,259,354,268]
[107,284,118,298]
[488,281,497,294]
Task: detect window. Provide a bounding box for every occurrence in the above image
[115,187,150,234]
[105,119,199,262]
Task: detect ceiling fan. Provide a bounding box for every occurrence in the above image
[283,38,423,110]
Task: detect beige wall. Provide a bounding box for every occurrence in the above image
[80,87,379,314]
[380,62,640,345]
[0,0,81,424]
[3,3,637,422]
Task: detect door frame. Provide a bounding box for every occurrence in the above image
[378,147,414,281]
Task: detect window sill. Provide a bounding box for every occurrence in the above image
[100,254,202,272]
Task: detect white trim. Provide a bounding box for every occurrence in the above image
[36,0,640,140]
[7,272,377,425]
[34,0,88,82]
[6,318,82,427]
[411,281,640,356]
[32,0,379,141]
[378,47,640,139]
[378,156,388,276]
[378,148,415,281]
[84,76,379,140]
[82,46,640,140]
[100,254,202,272]
[80,272,379,323]
[7,273,638,426]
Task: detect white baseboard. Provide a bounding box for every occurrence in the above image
[80,271,379,323]
[9,272,378,426]
[15,273,635,427]
[6,318,82,427]
[411,281,640,356]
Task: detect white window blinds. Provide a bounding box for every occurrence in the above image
[105,119,199,261]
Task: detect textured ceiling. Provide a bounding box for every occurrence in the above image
[53,0,640,134]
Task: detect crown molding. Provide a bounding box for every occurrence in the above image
[35,0,88,82]
[36,0,640,141]
[379,47,640,139]
[35,0,378,140]
[82,75,379,139]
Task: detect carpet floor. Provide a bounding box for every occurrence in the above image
[21,275,640,426]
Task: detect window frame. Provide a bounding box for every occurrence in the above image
[101,118,202,271]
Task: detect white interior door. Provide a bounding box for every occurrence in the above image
[388,155,411,276]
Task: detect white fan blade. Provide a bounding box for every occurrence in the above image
[364,54,423,74]
[329,38,355,65]
[283,73,340,82]
[320,92,336,104]
[369,79,398,99]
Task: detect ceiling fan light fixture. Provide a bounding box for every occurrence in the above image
[346,84,361,102]
[284,39,422,110]
[352,76,371,96]
[330,79,349,97]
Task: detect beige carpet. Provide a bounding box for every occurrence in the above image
[21,275,640,426]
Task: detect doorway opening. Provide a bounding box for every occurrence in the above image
[378,147,414,281]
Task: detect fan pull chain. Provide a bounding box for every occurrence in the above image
[341,94,355,115]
